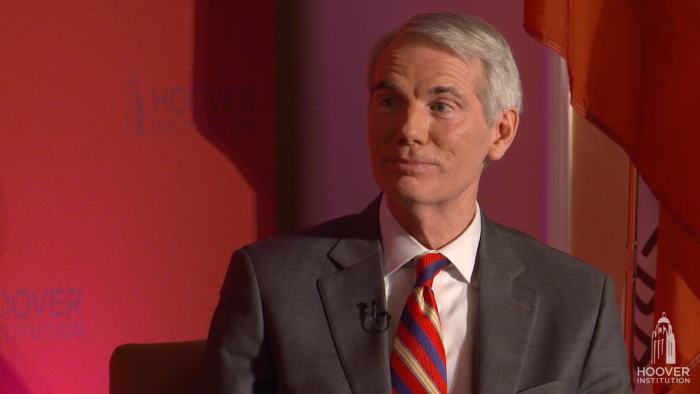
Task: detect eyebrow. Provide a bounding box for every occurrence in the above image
[430,86,465,101]
[373,80,397,93]
[372,81,467,104]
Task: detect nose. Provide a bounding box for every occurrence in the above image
[397,103,429,145]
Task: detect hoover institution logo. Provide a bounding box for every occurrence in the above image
[125,76,257,137]
[637,313,690,385]
[652,312,675,365]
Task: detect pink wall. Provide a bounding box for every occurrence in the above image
[279,0,549,241]
[0,1,275,393]
[1,1,551,392]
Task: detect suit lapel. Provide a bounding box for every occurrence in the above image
[476,214,540,394]
[317,196,391,394]
[315,200,541,393]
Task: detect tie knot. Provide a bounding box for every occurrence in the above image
[415,253,449,288]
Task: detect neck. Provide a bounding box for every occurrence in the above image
[386,194,477,250]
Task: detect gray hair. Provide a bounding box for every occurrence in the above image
[366,12,522,126]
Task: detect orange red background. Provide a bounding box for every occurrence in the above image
[0,1,275,393]
[0,0,618,393]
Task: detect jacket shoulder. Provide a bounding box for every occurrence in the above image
[243,210,377,257]
[486,219,608,283]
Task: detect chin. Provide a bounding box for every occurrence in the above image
[380,177,436,205]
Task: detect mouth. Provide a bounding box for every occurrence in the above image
[384,157,436,172]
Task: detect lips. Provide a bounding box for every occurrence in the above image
[388,157,429,164]
[384,157,436,172]
[384,154,436,164]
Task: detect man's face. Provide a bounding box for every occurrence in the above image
[368,38,506,209]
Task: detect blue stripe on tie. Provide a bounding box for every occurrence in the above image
[415,257,450,287]
[390,367,412,394]
[400,307,448,382]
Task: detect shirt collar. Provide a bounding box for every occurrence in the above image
[379,194,481,283]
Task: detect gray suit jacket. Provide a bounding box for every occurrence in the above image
[195,197,632,393]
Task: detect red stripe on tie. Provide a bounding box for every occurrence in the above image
[391,253,449,394]
[415,254,446,287]
[405,291,445,365]
[391,347,427,393]
[395,320,446,389]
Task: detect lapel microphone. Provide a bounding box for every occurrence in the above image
[371,300,391,332]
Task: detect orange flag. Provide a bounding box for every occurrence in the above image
[655,209,700,393]
[524,1,700,392]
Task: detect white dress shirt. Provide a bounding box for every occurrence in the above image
[380,195,481,394]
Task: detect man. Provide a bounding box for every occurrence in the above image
[195,12,632,394]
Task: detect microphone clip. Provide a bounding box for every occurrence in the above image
[371,300,391,332]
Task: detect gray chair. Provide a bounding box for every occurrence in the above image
[109,340,206,394]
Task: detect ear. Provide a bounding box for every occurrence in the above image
[487,108,519,161]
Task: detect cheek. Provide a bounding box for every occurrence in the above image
[367,134,387,165]
[367,127,380,154]
[367,117,393,147]
[438,123,489,168]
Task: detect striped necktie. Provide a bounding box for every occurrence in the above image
[391,253,450,394]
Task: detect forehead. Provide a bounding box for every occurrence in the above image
[372,37,483,92]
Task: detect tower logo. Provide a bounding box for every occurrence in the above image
[652,312,676,365]
[125,76,145,136]
[636,312,690,385]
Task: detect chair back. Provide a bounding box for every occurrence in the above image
[109,340,206,394]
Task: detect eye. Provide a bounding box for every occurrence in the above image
[379,98,397,108]
[431,102,453,113]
